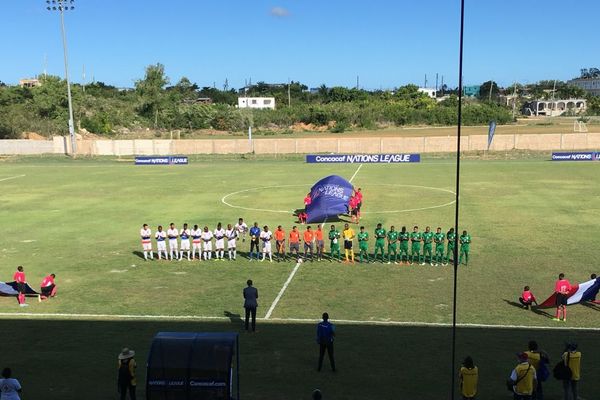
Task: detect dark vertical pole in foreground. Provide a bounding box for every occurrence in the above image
[451,1,466,399]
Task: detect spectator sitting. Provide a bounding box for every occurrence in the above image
[519,286,537,310]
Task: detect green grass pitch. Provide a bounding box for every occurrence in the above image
[0,154,599,399]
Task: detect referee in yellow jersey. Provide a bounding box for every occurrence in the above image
[342,223,355,263]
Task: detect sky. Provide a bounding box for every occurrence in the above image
[2,0,599,90]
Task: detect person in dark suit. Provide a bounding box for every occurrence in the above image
[243,279,258,332]
[317,312,336,372]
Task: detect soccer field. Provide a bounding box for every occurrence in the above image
[1,154,599,399]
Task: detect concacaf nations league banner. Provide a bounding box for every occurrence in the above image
[306,154,420,164]
[306,175,354,223]
[551,152,600,161]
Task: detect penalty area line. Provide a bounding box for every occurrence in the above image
[264,261,302,319]
[0,174,26,182]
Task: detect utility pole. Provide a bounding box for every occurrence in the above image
[356,75,359,90]
[287,78,291,107]
[424,74,428,88]
[441,75,444,96]
[82,64,86,93]
[46,0,77,155]
[488,80,493,102]
[435,73,439,98]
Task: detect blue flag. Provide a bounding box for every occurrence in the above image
[306,175,354,223]
[488,121,496,150]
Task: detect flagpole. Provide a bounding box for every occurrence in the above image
[451,0,465,399]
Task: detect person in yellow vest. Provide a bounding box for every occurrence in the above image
[510,352,537,400]
[458,356,478,399]
[524,340,549,400]
[117,347,137,400]
[342,223,355,263]
[561,343,581,400]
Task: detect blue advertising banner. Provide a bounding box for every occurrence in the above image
[135,156,188,165]
[551,152,599,161]
[306,154,420,164]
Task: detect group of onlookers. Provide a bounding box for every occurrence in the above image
[459,340,582,400]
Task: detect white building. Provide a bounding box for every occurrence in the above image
[237,97,276,110]
[418,88,436,98]
[568,77,600,97]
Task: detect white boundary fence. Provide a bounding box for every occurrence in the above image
[0,133,599,155]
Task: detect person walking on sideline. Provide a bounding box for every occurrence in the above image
[117,348,137,400]
[458,356,478,400]
[509,352,537,400]
[0,368,22,400]
[561,343,581,400]
[316,312,336,372]
[243,280,258,332]
[553,273,571,322]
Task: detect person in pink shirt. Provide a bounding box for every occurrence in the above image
[13,266,27,307]
[553,273,571,322]
[349,196,359,223]
[518,285,537,310]
[354,188,363,218]
[40,273,57,300]
[304,193,312,208]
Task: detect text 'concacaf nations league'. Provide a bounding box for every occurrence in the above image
[306,154,420,164]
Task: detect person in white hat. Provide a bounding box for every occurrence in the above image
[117,348,137,400]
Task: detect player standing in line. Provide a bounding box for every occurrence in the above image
[342,223,355,263]
[214,223,226,261]
[225,223,238,260]
[249,222,261,261]
[191,224,202,260]
[167,223,179,261]
[444,227,456,266]
[155,225,168,260]
[328,225,341,262]
[387,225,399,264]
[289,226,301,260]
[140,224,153,261]
[357,226,370,263]
[260,225,273,262]
[422,226,434,266]
[373,223,386,263]
[13,266,27,307]
[303,226,315,261]
[315,225,325,261]
[274,225,286,262]
[433,227,445,266]
[201,226,214,260]
[179,223,191,261]
[459,230,471,266]
[234,218,248,244]
[398,226,410,265]
[410,226,422,265]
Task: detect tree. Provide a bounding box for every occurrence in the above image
[135,63,170,128]
[478,81,501,102]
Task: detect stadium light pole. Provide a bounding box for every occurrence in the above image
[46,0,77,155]
[450,0,466,400]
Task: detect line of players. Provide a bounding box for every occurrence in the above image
[139,218,472,265]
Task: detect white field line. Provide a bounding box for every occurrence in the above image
[263,261,302,319]
[267,163,364,319]
[1,312,600,332]
[349,163,363,183]
[0,174,25,182]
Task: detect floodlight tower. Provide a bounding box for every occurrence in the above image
[46,0,77,154]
